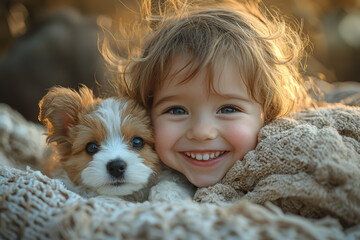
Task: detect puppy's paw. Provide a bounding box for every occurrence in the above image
[149,180,194,202]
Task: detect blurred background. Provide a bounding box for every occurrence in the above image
[0,0,360,122]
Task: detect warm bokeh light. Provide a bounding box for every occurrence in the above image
[7,3,28,37]
[338,11,360,48]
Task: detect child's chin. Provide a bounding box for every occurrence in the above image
[186,173,225,188]
[95,183,146,196]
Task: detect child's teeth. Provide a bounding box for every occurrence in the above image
[185,151,224,161]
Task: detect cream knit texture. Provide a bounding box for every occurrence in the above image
[194,104,360,228]
[1,87,360,239]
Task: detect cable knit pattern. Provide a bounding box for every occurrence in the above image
[0,103,49,170]
[1,166,357,240]
[1,95,360,239]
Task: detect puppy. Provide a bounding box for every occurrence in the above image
[39,86,162,201]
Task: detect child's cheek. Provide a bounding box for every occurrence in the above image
[223,122,259,159]
[153,121,178,158]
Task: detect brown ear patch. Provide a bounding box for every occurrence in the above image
[38,85,97,152]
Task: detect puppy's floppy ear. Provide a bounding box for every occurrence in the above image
[39,85,96,144]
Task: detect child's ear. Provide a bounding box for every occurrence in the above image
[38,85,96,142]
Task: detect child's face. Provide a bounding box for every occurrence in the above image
[151,55,264,187]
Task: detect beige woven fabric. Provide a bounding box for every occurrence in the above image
[0,103,49,170]
[0,166,354,240]
[1,91,360,239]
[194,104,360,228]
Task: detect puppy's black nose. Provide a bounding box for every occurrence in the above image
[107,159,127,178]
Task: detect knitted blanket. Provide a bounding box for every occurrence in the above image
[194,104,360,228]
[1,92,360,239]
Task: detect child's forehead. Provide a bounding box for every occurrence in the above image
[158,53,251,97]
[162,53,245,87]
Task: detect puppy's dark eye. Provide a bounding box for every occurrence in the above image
[131,137,145,150]
[85,142,99,155]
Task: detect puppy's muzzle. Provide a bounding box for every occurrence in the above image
[107,159,127,178]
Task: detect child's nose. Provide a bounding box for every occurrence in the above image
[186,117,218,141]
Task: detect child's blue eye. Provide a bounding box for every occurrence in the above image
[165,107,187,115]
[217,105,240,114]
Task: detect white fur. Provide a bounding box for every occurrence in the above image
[95,99,128,139]
[149,167,196,202]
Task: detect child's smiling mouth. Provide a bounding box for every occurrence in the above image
[180,151,230,167]
[181,151,228,161]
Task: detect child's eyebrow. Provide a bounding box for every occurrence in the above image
[217,93,251,103]
[152,95,178,108]
[153,93,251,108]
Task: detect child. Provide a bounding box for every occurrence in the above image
[102,0,314,189]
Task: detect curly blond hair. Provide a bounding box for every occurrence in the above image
[102,0,314,123]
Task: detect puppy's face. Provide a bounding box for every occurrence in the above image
[39,86,161,196]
